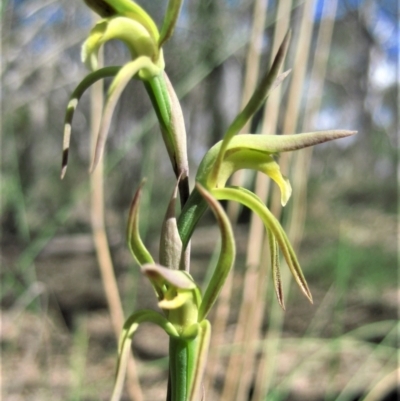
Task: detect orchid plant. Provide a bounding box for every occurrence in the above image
[61,1,356,400]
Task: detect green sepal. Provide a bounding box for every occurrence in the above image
[178,130,356,251]
[212,186,313,303]
[126,180,154,266]
[110,309,179,401]
[81,16,163,71]
[208,30,292,187]
[159,0,184,48]
[268,229,285,309]
[90,56,162,172]
[144,73,190,205]
[196,184,236,321]
[142,263,202,332]
[83,0,160,43]
[60,66,120,179]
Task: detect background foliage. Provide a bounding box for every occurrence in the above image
[2,0,398,400]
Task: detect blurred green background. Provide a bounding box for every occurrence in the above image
[1,0,398,400]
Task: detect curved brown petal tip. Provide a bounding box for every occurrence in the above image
[60,148,69,179]
[305,288,313,304]
[277,290,286,311]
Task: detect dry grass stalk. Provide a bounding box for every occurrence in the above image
[89,48,143,401]
[220,1,293,400]
[205,0,269,396]
[253,1,338,399]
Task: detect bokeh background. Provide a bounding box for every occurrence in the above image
[1,0,398,400]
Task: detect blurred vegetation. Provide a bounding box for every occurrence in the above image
[1,0,398,400]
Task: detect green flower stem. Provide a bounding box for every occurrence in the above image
[177,187,208,250]
[168,320,211,401]
[144,72,190,205]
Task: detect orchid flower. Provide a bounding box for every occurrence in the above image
[110,180,235,401]
[61,0,189,204]
[176,32,357,308]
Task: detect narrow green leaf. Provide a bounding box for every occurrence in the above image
[126,180,154,266]
[196,184,236,321]
[60,66,120,179]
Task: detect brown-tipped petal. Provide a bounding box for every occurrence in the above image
[90,57,160,173]
[60,99,78,179]
[268,230,285,310]
[262,130,357,153]
[60,67,120,179]
[142,263,196,290]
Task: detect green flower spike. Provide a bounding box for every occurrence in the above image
[198,130,356,308]
[60,13,163,177]
[61,1,189,203]
[110,263,210,401]
[112,183,235,401]
[177,31,293,244]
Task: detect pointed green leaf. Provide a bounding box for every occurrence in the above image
[60,66,120,179]
[196,184,236,321]
[126,180,154,266]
